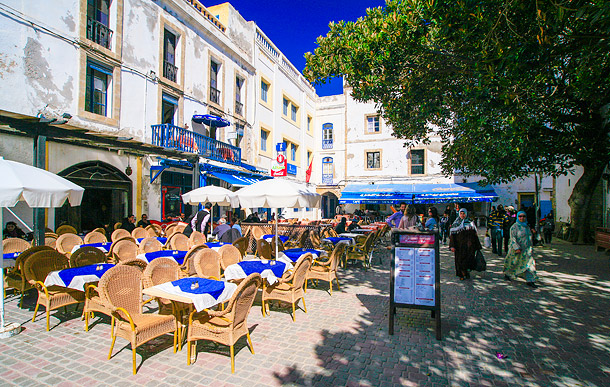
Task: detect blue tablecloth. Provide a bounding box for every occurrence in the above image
[142,250,187,265]
[323,237,353,245]
[3,252,20,260]
[136,237,168,245]
[171,277,225,299]
[238,260,286,278]
[205,242,229,250]
[72,242,113,254]
[57,264,114,287]
[282,248,323,261]
[262,234,289,243]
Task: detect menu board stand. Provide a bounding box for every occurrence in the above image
[389,229,441,340]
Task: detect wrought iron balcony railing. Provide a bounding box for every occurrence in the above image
[235,100,243,116]
[87,18,113,49]
[322,139,333,149]
[163,60,178,82]
[151,124,241,167]
[210,86,220,105]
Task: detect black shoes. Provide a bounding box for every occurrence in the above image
[504,275,512,281]
[526,282,538,288]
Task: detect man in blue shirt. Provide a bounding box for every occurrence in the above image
[386,202,407,228]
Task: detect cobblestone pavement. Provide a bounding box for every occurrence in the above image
[1,234,609,386]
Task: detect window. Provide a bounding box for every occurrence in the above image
[307,151,312,165]
[366,151,381,169]
[86,0,112,49]
[261,79,269,103]
[261,129,268,152]
[291,104,297,121]
[235,76,244,116]
[410,149,425,174]
[85,61,112,116]
[161,93,178,125]
[163,29,178,82]
[282,98,289,116]
[307,116,312,132]
[290,143,297,161]
[366,115,380,133]
[282,95,299,124]
[235,123,244,146]
[322,157,333,184]
[210,60,220,104]
[322,123,333,149]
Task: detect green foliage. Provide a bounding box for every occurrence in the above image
[304,0,610,185]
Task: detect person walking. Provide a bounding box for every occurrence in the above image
[449,208,481,280]
[425,207,439,231]
[488,204,508,256]
[503,206,516,253]
[439,211,450,244]
[386,202,407,228]
[398,204,421,229]
[504,211,538,288]
[183,202,212,237]
[542,212,555,244]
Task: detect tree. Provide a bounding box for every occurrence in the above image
[304,0,610,243]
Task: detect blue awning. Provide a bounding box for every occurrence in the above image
[192,114,230,127]
[339,183,498,204]
[209,171,269,187]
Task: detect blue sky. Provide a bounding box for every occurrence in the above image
[207,1,387,96]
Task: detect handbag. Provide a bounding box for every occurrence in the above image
[484,235,491,248]
[474,250,487,272]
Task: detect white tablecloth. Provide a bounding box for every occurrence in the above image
[44,264,113,291]
[154,279,237,312]
[71,242,112,254]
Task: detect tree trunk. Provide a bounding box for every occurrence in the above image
[567,163,606,244]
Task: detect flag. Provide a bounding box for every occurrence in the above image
[305,156,313,183]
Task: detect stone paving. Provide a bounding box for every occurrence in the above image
[1,234,609,386]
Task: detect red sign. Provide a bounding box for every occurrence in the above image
[271,159,287,176]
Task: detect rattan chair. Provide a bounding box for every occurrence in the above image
[256,239,272,260]
[307,243,346,295]
[131,227,148,240]
[99,265,177,374]
[168,232,189,251]
[309,231,322,249]
[109,237,138,263]
[219,245,241,271]
[284,230,309,249]
[142,257,184,314]
[145,225,160,237]
[193,249,222,280]
[83,231,108,244]
[55,233,83,256]
[345,231,376,269]
[118,258,148,272]
[55,224,77,236]
[69,246,107,267]
[23,250,85,331]
[83,268,115,333]
[232,237,248,257]
[250,227,264,240]
[270,236,285,258]
[2,237,31,254]
[111,228,131,242]
[189,231,205,247]
[262,253,312,322]
[138,237,163,254]
[164,223,178,237]
[180,244,209,277]
[174,222,187,234]
[186,273,262,373]
[5,246,53,307]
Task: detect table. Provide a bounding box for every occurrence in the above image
[44,263,114,291]
[143,277,237,312]
[322,236,355,246]
[262,234,289,244]
[277,248,327,265]
[70,242,113,254]
[2,252,20,268]
[136,237,168,245]
[136,250,188,265]
[204,242,230,251]
[350,228,374,234]
[338,233,363,239]
[223,259,290,285]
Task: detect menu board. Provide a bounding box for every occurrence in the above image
[394,247,435,306]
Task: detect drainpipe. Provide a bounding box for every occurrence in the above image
[33,133,46,246]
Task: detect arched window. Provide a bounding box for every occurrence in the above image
[322,157,334,184]
[322,123,333,149]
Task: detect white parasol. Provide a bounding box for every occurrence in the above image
[181,185,238,241]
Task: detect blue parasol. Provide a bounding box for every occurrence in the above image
[192,114,230,127]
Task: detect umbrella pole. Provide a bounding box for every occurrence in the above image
[275,207,278,258]
[1,208,4,328]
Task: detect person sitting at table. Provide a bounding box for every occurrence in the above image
[3,221,27,240]
[335,217,347,234]
[231,216,242,236]
[213,218,231,240]
[136,214,151,228]
[121,214,136,232]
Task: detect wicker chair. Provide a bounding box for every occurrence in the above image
[99,265,177,374]
[111,228,131,242]
[145,225,160,237]
[168,232,190,251]
[142,257,184,314]
[250,227,264,241]
[217,245,241,271]
[55,233,83,256]
[186,273,262,373]
[193,249,222,280]
[55,224,77,236]
[180,244,209,276]
[131,227,148,240]
[69,246,107,267]
[256,239,272,260]
[109,238,138,263]
[306,243,347,295]
[23,250,85,331]
[309,231,322,249]
[232,237,248,257]
[5,246,53,307]
[174,222,187,234]
[164,223,178,237]
[270,236,285,258]
[113,222,122,231]
[83,267,115,333]
[83,231,107,244]
[2,237,31,254]
[189,231,205,247]
[118,258,148,272]
[138,237,163,254]
[262,253,312,322]
[284,230,309,249]
[345,231,376,269]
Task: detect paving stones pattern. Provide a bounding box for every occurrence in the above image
[1,235,609,386]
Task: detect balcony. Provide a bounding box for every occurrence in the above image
[87,18,113,49]
[151,124,242,167]
[235,100,243,116]
[210,87,220,105]
[322,139,333,149]
[163,61,178,83]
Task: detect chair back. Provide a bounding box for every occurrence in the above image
[251,227,264,240]
[98,265,142,318]
[142,257,181,289]
[291,253,313,289]
[118,258,148,271]
[218,245,241,268]
[111,228,131,242]
[55,224,77,236]
[23,250,70,285]
[309,231,321,248]
[220,228,241,244]
[181,244,209,276]
[164,223,178,237]
[14,246,54,273]
[189,231,205,247]
[224,273,262,330]
[232,237,248,257]
[329,242,347,272]
[145,225,160,237]
[84,231,107,244]
[256,239,272,260]
[131,227,148,239]
[329,228,338,237]
[270,236,285,254]
[168,233,190,251]
[174,222,187,234]
[297,230,309,248]
[55,233,83,256]
[138,237,163,254]
[70,246,107,267]
[111,238,138,263]
[363,231,376,253]
[193,249,222,279]
[2,238,31,254]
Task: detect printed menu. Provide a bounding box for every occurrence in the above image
[394,246,436,306]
